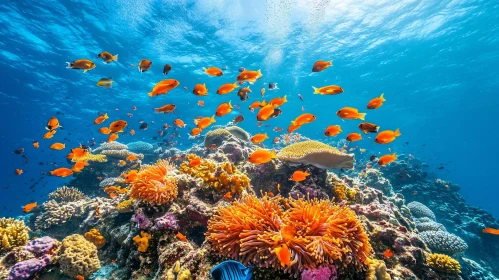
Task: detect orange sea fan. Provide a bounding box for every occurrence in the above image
[129,159,178,205]
[206,195,372,276]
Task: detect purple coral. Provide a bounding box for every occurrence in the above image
[301,265,338,280]
[153,212,179,231]
[8,255,51,280]
[131,210,152,230]
[24,236,58,255]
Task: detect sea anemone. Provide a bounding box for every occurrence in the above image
[129,159,178,205]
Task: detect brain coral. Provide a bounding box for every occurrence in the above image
[92,141,128,153]
[0,218,30,252]
[407,201,436,220]
[204,128,232,147]
[206,195,371,276]
[366,259,391,280]
[48,186,86,202]
[127,141,154,153]
[59,234,101,277]
[226,126,251,142]
[277,140,354,169]
[129,159,178,205]
[416,221,446,232]
[419,231,468,254]
[426,253,461,274]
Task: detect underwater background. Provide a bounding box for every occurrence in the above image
[1,1,499,280]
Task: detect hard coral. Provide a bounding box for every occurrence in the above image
[133,231,152,252]
[48,186,86,202]
[35,199,89,230]
[277,140,354,169]
[407,201,436,221]
[426,253,461,274]
[70,152,107,163]
[0,218,30,252]
[59,234,101,278]
[206,195,371,276]
[115,198,135,213]
[179,154,250,194]
[84,228,106,249]
[129,159,178,205]
[366,259,391,280]
[204,128,232,147]
[419,231,468,254]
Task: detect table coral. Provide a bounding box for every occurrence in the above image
[133,231,152,253]
[206,195,371,277]
[92,141,128,153]
[48,186,86,202]
[84,228,106,249]
[426,253,461,274]
[277,140,354,169]
[0,218,30,252]
[129,159,178,205]
[59,234,101,277]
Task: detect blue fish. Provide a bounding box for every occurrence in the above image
[210,260,253,280]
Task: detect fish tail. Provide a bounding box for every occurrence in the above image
[358,113,366,120]
[211,115,216,123]
[233,82,239,88]
[228,100,232,108]
[375,126,380,132]
[112,54,118,62]
[312,86,320,94]
[203,67,207,73]
[327,60,333,66]
[270,149,277,159]
[392,152,397,159]
[66,62,73,68]
[246,86,251,92]
[138,66,142,72]
[148,92,154,97]
[291,120,297,126]
[257,69,262,77]
[380,93,386,101]
[283,95,287,102]
[261,100,267,106]
[394,128,401,137]
[104,113,108,119]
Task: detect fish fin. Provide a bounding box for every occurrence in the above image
[394,128,401,137]
[246,86,251,92]
[283,95,287,103]
[83,69,88,73]
[376,126,380,132]
[112,54,118,62]
[312,86,320,94]
[291,120,297,126]
[380,93,386,101]
[392,152,397,159]
[362,129,367,135]
[138,66,142,72]
[203,67,207,73]
[257,69,262,77]
[211,115,216,122]
[66,62,72,68]
[228,100,232,108]
[270,149,277,159]
[261,100,267,106]
[327,60,333,65]
[147,92,153,97]
[248,79,256,85]
[233,82,239,88]
[358,113,366,120]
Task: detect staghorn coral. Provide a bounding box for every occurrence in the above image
[426,253,461,274]
[127,141,154,153]
[129,159,178,205]
[206,195,371,276]
[48,186,86,202]
[70,152,107,163]
[407,201,436,221]
[179,154,250,194]
[133,231,152,252]
[59,234,101,278]
[277,140,354,169]
[0,218,30,252]
[204,128,232,147]
[116,198,135,213]
[92,141,128,153]
[35,199,89,230]
[84,228,106,249]
[366,259,391,280]
[419,231,468,254]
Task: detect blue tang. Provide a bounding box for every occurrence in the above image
[210,260,253,280]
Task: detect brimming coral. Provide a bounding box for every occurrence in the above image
[426,253,461,274]
[419,231,468,254]
[407,201,436,220]
[277,140,354,169]
[206,195,371,276]
[366,259,391,280]
[153,212,179,231]
[84,228,106,249]
[59,234,101,277]
[0,218,30,252]
[48,186,86,202]
[7,255,51,280]
[133,231,152,252]
[331,182,359,203]
[301,265,338,280]
[131,209,153,230]
[166,260,192,280]
[129,159,178,205]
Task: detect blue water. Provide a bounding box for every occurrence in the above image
[0,0,498,218]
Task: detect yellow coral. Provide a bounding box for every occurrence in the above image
[366,259,391,280]
[59,234,101,277]
[180,154,250,194]
[116,198,135,213]
[129,159,178,205]
[71,153,107,163]
[0,218,30,252]
[426,253,461,274]
[167,260,192,280]
[332,183,358,204]
[133,231,152,252]
[84,228,106,249]
[277,140,354,169]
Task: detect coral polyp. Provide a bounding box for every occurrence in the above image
[129,159,178,205]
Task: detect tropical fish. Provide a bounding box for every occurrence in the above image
[130,129,135,136]
[50,167,73,177]
[33,141,39,148]
[336,107,366,120]
[369,155,377,161]
[66,59,96,73]
[72,161,88,172]
[50,143,65,150]
[138,59,152,72]
[46,116,61,131]
[217,82,239,94]
[260,88,265,97]
[346,132,362,142]
[375,129,401,144]
[291,170,310,182]
[298,93,304,101]
[198,100,205,106]
[287,123,301,133]
[76,275,85,280]
[210,260,253,280]
[268,83,278,90]
[140,123,148,130]
[13,148,24,155]
[248,149,277,165]
[43,130,56,139]
[119,160,126,166]
[249,100,266,111]
[223,192,231,199]
[15,169,23,175]
[275,244,291,267]
[195,116,216,129]
[174,119,186,128]
[233,115,244,124]
[483,228,499,235]
[257,104,277,121]
[176,232,187,242]
[312,85,343,95]
[269,95,287,107]
[148,79,180,97]
[108,120,127,133]
[99,127,111,134]
[358,122,380,134]
[367,93,386,109]
[383,249,394,258]
[237,86,251,101]
[22,202,37,213]
[216,101,233,117]
[378,152,397,166]
[96,78,114,88]
[291,113,316,126]
[325,125,342,137]
[67,147,88,160]
[96,51,118,63]
[127,155,137,161]
[108,133,119,143]
[204,67,223,76]
[236,69,262,84]
[94,113,109,124]
[251,133,268,144]
[193,84,208,96]
[155,104,176,114]
[124,170,138,183]
[190,127,203,136]
[312,60,333,72]
[163,64,172,75]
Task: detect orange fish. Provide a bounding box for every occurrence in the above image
[195,116,216,129]
[119,160,126,166]
[274,244,291,267]
[50,142,66,150]
[312,85,343,95]
[358,122,380,134]
[43,130,56,139]
[99,127,111,134]
[174,119,186,128]
[217,82,239,94]
[257,104,277,121]
[46,116,61,131]
[223,192,231,199]
[483,228,499,235]
[312,60,333,72]
[197,100,205,107]
[108,133,119,143]
[203,67,223,77]
[15,169,23,175]
[124,170,138,183]
[94,113,109,125]
[269,95,288,107]
[291,170,310,182]
[95,206,101,217]
[325,125,342,137]
[33,141,39,148]
[367,93,386,109]
[130,129,135,136]
[378,152,397,166]
[248,149,277,165]
[287,123,301,133]
[375,129,401,144]
[190,127,203,136]
[215,101,233,117]
[336,107,366,120]
[273,137,279,144]
[346,132,362,142]
[236,69,262,84]
[127,155,137,161]
[383,249,394,258]
[193,84,208,96]
[109,120,127,133]
[96,51,118,63]
[277,183,281,192]
[22,202,37,213]
[72,161,88,172]
[50,167,73,177]
[260,88,265,97]
[189,157,202,167]
[251,133,268,144]
[155,104,176,114]
[148,79,180,97]
[76,275,84,280]
[292,113,316,126]
[249,100,267,111]
[66,59,96,73]
[176,232,187,242]
[138,59,152,72]
[67,147,88,160]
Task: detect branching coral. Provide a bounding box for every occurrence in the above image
[129,159,178,205]
[133,231,152,252]
[179,154,250,194]
[0,218,30,252]
[35,199,89,230]
[206,195,371,276]
[48,186,86,202]
[59,234,101,277]
[84,228,106,249]
[426,253,461,274]
[277,140,354,169]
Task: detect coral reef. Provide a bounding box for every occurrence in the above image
[366,259,391,280]
[129,159,178,205]
[35,199,89,230]
[407,201,436,220]
[0,218,30,253]
[204,128,232,147]
[133,231,152,252]
[426,253,461,274]
[92,141,128,153]
[127,141,154,153]
[131,209,153,230]
[101,149,144,160]
[419,231,468,254]
[277,140,354,169]
[84,228,106,249]
[153,212,179,231]
[226,126,251,142]
[300,265,337,280]
[116,198,135,213]
[48,185,86,202]
[59,234,101,277]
